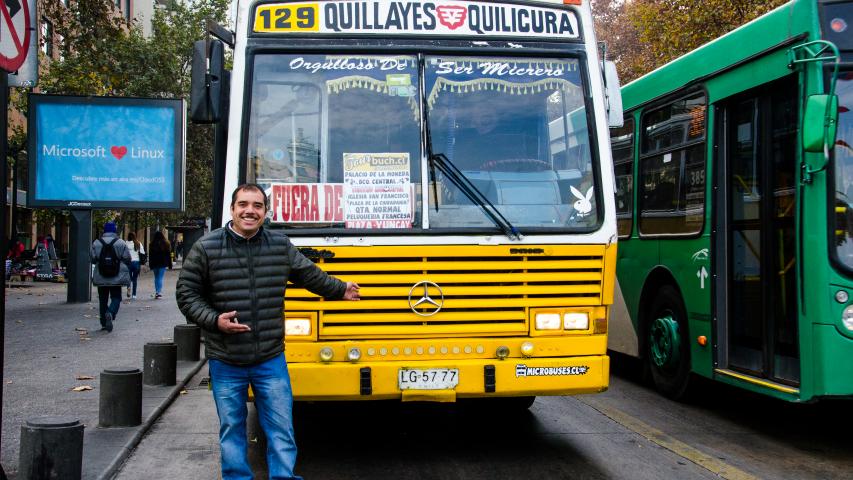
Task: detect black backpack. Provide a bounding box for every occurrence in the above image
[97,238,121,277]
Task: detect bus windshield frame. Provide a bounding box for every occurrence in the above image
[242,49,602,236]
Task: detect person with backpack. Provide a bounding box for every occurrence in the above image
[90,222,131,332]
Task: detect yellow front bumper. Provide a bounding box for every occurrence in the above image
[288,355,609,402]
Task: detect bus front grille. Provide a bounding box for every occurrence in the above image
[285,245,605,339]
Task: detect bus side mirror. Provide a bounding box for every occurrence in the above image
[190,39,225,124]
[803,94,838,153]
[603,61,623,128]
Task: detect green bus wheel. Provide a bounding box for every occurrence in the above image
[646,285,692,400]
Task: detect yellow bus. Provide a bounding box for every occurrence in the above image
[191,0,621,407]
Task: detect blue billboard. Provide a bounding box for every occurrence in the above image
[28,95,185,209]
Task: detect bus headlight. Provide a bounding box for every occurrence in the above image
[284,318,311,336]
[564,312,590,330]
[520,342,535,357]
[535,313,562,330]
[843,305,853,331]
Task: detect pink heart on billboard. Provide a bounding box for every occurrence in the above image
[110,146,127,160]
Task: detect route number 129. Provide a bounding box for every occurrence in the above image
[255,4,319,32]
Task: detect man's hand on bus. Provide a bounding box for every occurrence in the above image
[343,281,361,301]
[217,310,251,333]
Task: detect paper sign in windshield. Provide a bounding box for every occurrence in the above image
[343,153,413,229]
[268,183,343,223]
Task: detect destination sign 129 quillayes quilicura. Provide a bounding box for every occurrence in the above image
[254,1,581,39]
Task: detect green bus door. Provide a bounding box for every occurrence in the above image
[718,76,801,386]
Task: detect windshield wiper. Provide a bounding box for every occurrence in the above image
[419,58,520,240]
[427,152,522,240]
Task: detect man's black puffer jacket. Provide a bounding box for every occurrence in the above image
[176,224,345,366]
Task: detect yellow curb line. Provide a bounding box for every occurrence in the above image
[579,397,759,480]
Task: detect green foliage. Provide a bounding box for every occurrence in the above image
[594,0,789,83]
[592,0,649,85]
[25,0,231,227]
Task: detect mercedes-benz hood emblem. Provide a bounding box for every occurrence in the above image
[408,281,444,316]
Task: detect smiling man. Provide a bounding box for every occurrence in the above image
[176,183,359,480]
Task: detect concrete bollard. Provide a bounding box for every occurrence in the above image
[99,368,142,427]
[174,324,201,361]
[19,416,84,480]
[144,342,177,386]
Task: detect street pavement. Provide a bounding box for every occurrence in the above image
[5,264,849,479]
[1,263,205,479]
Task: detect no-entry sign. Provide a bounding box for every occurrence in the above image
[0,0,30,72]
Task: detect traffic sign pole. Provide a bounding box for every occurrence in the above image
[0,0,29,476]
[0,65,9,480]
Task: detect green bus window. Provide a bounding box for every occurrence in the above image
[638,93,707,236]
[610,118,635,237]
[833,72,853,269]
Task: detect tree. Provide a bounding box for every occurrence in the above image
[25,0,231,228]
[592,0,650,84]
[146,0,231,223]
[593,0,789,83]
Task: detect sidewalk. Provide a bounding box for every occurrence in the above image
[112,364,222,480]
[1,264,205,479]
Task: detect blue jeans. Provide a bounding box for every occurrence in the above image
[129,261,140,296]
[97,286,122,324]
[152,267,166,294]
[209,353,301,480]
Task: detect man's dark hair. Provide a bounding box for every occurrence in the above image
[230,183,269,210]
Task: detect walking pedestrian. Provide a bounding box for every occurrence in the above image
[148,231,171,299]
[126,232,145,299]
[45,233,58,267]
[176,184,360,480]
[90,221,131,333]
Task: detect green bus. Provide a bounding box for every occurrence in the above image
[609,0,852,402]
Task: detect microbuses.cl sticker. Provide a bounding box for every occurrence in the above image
[516,364,589,377]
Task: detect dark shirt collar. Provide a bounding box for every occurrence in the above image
[227,221,261,241]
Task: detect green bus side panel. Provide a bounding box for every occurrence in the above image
[810,324,853,399]
[705,50,797,104]
[658,236,713,379]
[614,239,659,334]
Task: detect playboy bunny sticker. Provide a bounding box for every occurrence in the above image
[570,186,594,218]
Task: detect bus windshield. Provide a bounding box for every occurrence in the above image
[247,53,597,232]
[248,54,422,229]
[426,56,598,229]
[833,72,853,269]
